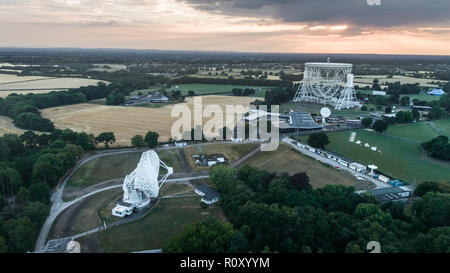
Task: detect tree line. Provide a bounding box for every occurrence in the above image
[173,76,288,87]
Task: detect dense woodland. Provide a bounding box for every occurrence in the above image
[0,129,92,252]
[164,166,450,253]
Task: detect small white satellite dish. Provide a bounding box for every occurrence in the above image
[320,107,331,125]
[320,107,331,118]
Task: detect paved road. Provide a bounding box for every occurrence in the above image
[282,137,391,190]
[133,249,162,253]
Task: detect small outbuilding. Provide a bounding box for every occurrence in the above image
[195,185,220,205]
[367,187,412,203]
[427,88,446,96]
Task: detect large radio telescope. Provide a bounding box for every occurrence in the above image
[112,150,173,217]
[293,62,360,110]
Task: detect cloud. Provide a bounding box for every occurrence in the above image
[180,0,450,28]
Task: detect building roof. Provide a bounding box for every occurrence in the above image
[195,185,220,201]
[43,238,73,253]
[427,89,446,95]
[283,112,323,129]
[411,105,432,110]
[368,187,412,203]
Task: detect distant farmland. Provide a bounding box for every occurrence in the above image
[169,83,273,96]
[0,73,107,98]
[42,95,256,146]
[353,75,446,88]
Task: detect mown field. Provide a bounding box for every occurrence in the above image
[52,183,197,241]
[98,195,226,252]
[70,188,123,234]
[323,122,450,184]
[42,95,256,146]
[169,83,273,97]
[244,144,373,190]
[0,73,106,97]
[401,94,443,102]
[0,116,26,136]
[385,120,450,143]
[353,75,445,88]
[67,149,182,188]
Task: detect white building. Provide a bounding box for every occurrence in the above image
[349,162,367,172]
[372,91,387,96]
[195,185,220,205]
[378,175,390,183]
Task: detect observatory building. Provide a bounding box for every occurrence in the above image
[293,62,360,110]
[112,150,173,217]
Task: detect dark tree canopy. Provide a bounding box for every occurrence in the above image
[144,131,159,148]
[307,132,330,149]
[95,132,116,149]
[373,120,389,133]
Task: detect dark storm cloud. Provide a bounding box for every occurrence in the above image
[180,0,450,27]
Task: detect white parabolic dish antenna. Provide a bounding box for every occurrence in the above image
[112,150,173,217]
[320,107,331,118]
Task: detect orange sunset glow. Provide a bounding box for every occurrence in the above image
[0,0,449,55]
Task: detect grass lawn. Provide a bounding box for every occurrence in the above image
[68,150,182,187]
[244,144,372,190]
[169,83,273,96]
[384,122,445,143]
[159,183,193,196]
[98,196,226,252]
[97,183,194,226]
[71,188,122,235]
[401,94,442,102]
[325,128,450,184]
[183,143,258,169]
[430,119,450,136]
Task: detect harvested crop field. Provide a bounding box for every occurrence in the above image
[0,116,26,135]
[0,73,107,97]
[353,75,446,88]
[42,95,256,146]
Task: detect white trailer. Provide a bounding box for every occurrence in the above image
[378,175,390,183]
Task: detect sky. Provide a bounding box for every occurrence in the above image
[0,0,449,55]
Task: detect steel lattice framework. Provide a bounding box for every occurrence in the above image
[293,62,360,110]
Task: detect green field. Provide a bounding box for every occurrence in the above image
[98,196,226,252]
[385,121,449,143]
[68,150,182,187]
[244,144,373,190]
[71,188,123,234]
[169,83,273,96]
[431,119,450,135]
[401,94,442,102]
[324,124,450,184]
